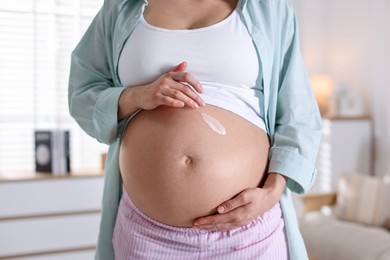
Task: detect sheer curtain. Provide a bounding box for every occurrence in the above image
[0,0,107,174]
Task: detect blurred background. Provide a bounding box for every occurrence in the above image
[0,0,106,175]
[292,0,390,181]
[0,0,389,259]
[292,1,390,260]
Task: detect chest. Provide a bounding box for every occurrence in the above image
[118,9,259,88]
[143,0,238,30]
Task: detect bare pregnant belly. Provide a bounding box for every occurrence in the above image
[119,105,270,227]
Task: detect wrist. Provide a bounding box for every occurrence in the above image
[263,172,287,201]
[118,86,141,121]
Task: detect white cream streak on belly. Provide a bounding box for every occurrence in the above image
[201,112,226,135]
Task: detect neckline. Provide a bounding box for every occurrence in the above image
[140,7,238,33]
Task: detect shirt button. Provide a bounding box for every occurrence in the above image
[117,43,121,49]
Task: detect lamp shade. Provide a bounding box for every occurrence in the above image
[310,75,334,115]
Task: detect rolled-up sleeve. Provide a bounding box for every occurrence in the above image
[68,4,126,145]
[268,3,322,194]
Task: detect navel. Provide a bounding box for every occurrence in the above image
[184,155,194,165]
[201,113,226,135]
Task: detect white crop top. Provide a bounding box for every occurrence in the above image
[118,7,266,132]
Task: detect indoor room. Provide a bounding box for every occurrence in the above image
[0,0,389,259]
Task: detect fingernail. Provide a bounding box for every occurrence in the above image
[218,206,225,213]
[192,103,199,109]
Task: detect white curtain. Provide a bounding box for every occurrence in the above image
[0,0,107,174]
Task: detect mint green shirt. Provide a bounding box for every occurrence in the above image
[68,0,322,259]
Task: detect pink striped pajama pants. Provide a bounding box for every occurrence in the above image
[112,188,288,260]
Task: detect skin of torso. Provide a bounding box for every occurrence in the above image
[119,0,270,227]
[143,0,238,30]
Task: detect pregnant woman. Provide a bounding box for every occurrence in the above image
[68,0,322,259]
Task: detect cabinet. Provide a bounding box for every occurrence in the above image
[0,172,104,260]
[313,117,373,193]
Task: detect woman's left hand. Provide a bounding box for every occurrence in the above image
[193,173,287,231]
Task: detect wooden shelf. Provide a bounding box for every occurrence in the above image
[0,169,103,183]
[321,115,371,120]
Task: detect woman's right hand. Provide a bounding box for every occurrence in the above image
[118,62,205,120]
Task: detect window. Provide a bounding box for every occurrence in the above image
[0,0,106,174]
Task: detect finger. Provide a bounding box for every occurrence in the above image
[157,94,185,108]
[194,209,252,230]
[170,61,187,72]
[194,209,241,226]
[170,82,205,108]
[170,71,204,94]
[153,73,201,108]
[217,191,252,214]
[161,84,200,109]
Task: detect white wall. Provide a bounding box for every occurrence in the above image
[291,0,390,176]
